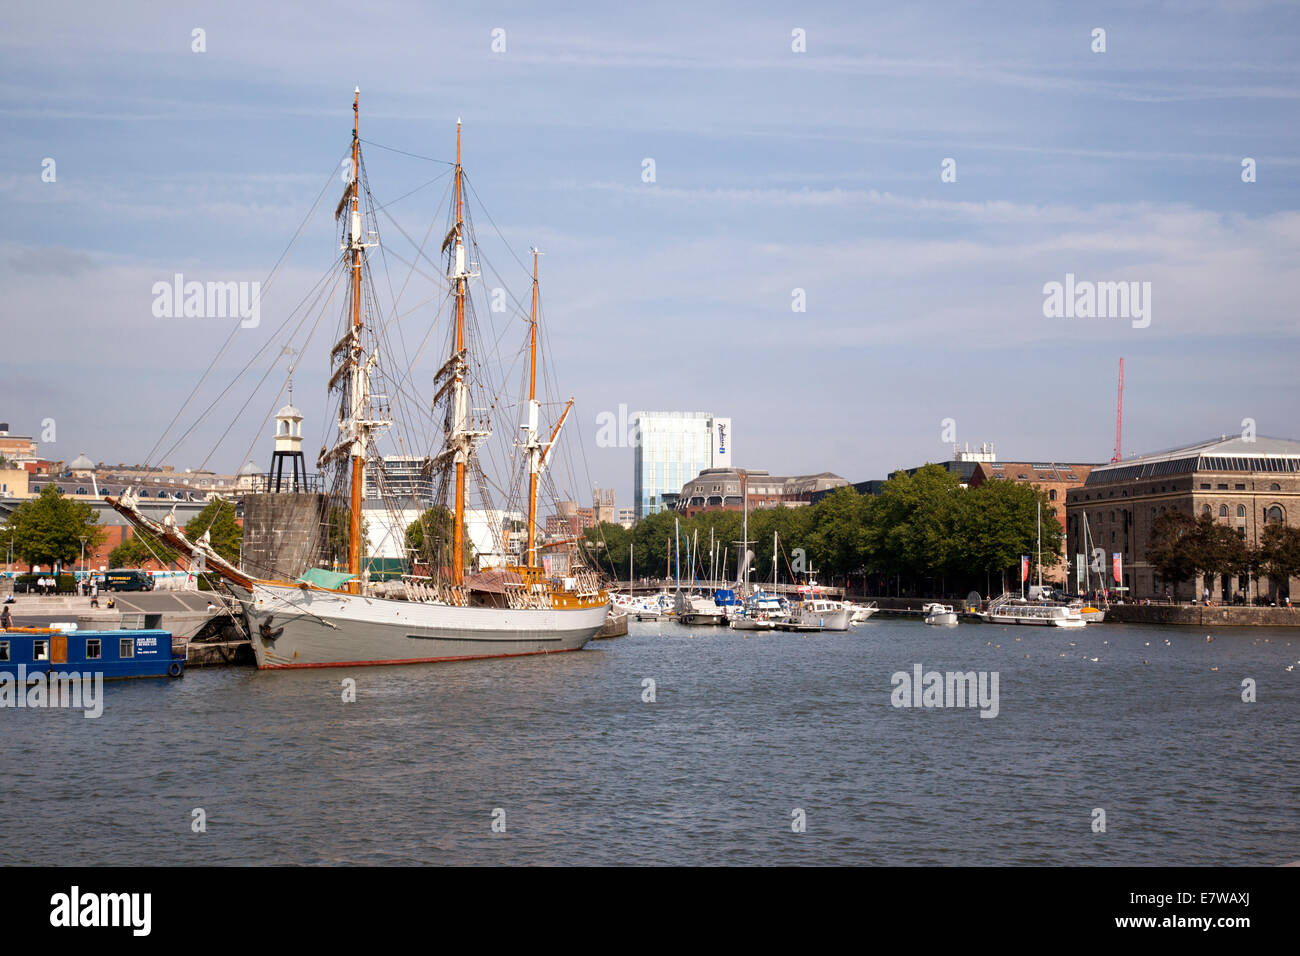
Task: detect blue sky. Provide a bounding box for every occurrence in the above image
[3,0,1299,510]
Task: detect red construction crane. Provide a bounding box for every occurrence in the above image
[1110,358,1124,463]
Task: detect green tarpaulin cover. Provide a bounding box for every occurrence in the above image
[297,568,358,590]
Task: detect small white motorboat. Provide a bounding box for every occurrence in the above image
[847,601,878,624]
[922,603,958,626]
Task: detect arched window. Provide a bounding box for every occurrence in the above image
[1266,505,1284,524]
[1219,505,1228,517]
[1202,504,1211,515]
[1270,483,1281,491]
[75,487,87,495]
[1049,489,1057,501]
[1236,505,1246,518]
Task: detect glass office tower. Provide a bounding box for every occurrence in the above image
[631,411,732,520]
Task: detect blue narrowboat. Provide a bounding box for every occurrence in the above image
[0,627,185,680]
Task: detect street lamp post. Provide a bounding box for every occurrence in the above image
[79,535,88,592]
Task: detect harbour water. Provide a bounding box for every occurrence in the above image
[2,618,1297,866]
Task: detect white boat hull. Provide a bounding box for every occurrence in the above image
[788,606,850,631]
[924,612,958,626]
[237,582,609,668]
[982,611,1085,628]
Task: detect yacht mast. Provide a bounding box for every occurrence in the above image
[1036,500,1043,591]
[674,518,680,592]
[742,473,748,593]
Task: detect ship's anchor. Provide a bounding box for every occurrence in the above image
[259,617,285,643]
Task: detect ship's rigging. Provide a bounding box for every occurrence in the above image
[123,90,593,590]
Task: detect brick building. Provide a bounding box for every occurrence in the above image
[1064,436,1300,602]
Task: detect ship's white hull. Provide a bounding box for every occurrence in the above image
[236,582,609,668]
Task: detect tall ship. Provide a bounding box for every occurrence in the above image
[109,91,609,668]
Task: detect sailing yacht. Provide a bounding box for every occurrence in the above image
[108,92,609,668]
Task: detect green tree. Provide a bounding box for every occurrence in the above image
[1191,513,1248,584]
[957,479,1060,588]
[184,498,242,565]
[748,504,814,584]
[628,509,682,583]
[804,486,869,580]
[582,521,632,579]
[1,485,106,569]
[405,507,473,572]
[108,529,178,568]
[1146,511,1199,591]
[1256,522,1300,594]
[862,465,964,582]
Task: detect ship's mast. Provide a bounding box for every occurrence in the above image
[346,89,364,592]
[443,120,489,586]
[524,249,541,566]
[452,121,466,584]
[318,89,385,591]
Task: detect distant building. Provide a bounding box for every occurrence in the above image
[0,424,37,463]
[545,500,595,537]
[593,487,616,525]
[814,442,1001,504]
[907,442,999,487]
[676,468,848,517]
[1065,436,1300,602]
[632,411,732,520]
[68,453,96,477]
[466,509,523,569]
[365,456,433,505]
[0,467,29,498]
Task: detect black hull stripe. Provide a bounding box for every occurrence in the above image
[405,634,564,643]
